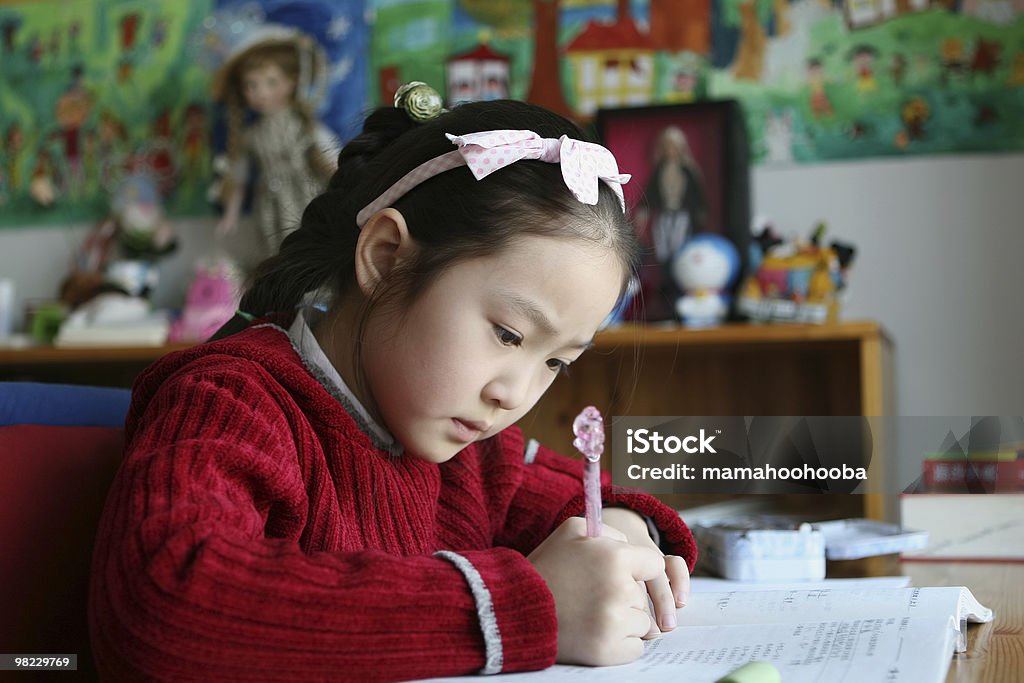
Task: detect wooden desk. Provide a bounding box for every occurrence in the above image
[828,556,1023,683]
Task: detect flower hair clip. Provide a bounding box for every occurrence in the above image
[394,81,446,122]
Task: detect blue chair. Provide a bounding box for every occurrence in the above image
[0,381,131,427]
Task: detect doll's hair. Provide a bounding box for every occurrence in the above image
[240,99,640,323]
[652,126,699,171]
[214,38,334,201]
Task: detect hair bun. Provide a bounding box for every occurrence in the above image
[394,81,445,122]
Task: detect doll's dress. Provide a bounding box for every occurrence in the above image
[242,108,334,251]
[646,162,706,264]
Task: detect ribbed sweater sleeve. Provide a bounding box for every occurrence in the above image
[494,438,698,571]
[89,364,556,682]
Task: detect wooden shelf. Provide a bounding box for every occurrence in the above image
[592,321,892,348]
[518,320,896,521]
[0,321,897,520]
[0,343,193,387]
[0,343,193,365]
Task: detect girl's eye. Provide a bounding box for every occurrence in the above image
[494,325,522,347]
[547,359,571,376]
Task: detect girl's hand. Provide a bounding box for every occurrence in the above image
[527,517,665,666]
[601,507,691,636]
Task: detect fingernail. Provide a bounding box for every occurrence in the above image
[676,592,688,607]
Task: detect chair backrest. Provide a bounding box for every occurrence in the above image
[0,381,131,427]
[0,382,131,682]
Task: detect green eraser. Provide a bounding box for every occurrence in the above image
[714,661,782,683]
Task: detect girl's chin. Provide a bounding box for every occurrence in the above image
[403,444,462,465]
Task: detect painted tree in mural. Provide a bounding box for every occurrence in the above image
[716,0,790,81]
[459,0,572,116]
[649,0,711,54]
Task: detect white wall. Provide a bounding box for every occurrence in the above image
[753,152,1024,417]
[2,152,1022,417]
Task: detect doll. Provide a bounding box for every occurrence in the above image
[212,29,337,254]
[643,126,707,265]
[631,125,709,321]
[671,234,739,328]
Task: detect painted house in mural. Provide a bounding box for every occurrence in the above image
[445,42,510,106]
[844,0,932,29]
[565,17,654,117]
[650,0,711,102]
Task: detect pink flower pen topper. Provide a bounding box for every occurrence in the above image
[573,406,605,538]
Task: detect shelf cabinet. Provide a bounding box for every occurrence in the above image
[517,320,895,521]
[1,321,896,519]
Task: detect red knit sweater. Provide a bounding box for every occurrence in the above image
[89,324,697,682]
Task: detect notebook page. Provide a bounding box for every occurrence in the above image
[677,586,990,627]
[424,614,958,683]
[422,586,991,683]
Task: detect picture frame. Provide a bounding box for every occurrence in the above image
[595,100,752,322]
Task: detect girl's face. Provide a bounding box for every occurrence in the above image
[242,62,296,114]
[361,234,624,464]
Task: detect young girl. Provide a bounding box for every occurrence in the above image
[90,94,697,682]
[212,30,337,253]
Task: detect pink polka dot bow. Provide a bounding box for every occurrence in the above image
[356,129,631,228]
[445,130,631,211]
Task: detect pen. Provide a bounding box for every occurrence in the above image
[573,406,604,538]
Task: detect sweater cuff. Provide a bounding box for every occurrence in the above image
[453,548,558,674]
[556,486,699,572]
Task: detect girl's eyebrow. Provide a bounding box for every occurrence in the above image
[499,292,595,350]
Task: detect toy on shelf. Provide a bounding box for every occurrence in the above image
[56,172,178,346]
[670,233,740,328]
[205,7,337,255]
[169,257,242,343]
[738,221,856,324]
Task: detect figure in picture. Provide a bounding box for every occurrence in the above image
[644,125,708,265]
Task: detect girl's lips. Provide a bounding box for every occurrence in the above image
[452,418,490,441]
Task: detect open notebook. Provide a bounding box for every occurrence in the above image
[425,585,992,683]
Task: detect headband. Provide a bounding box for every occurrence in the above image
[355,129,631,228]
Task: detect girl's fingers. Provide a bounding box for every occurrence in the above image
[665,554,691,607]
[627,606,656,640]
[644,571,678,631]
[643,612,662,640]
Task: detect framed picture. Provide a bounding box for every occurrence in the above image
[595,100,751,322]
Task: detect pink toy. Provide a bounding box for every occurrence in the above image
[169,260,240,343]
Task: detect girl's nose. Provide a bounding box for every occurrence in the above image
[481,371,532,412]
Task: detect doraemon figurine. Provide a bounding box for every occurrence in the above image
[671,234,740,328]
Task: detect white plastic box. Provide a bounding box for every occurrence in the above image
[691,518,826,582]
[685,508,928,582]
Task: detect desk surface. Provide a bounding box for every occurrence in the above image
[835,557,1023,683]
[905,562,1023,683]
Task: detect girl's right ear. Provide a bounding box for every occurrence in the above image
[353,208,415,296]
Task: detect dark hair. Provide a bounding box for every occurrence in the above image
[240,99,640,324]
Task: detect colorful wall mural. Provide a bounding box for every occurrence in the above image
[370,0,1024,165]
[1,0,1021,228]
[0,0,368,228]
